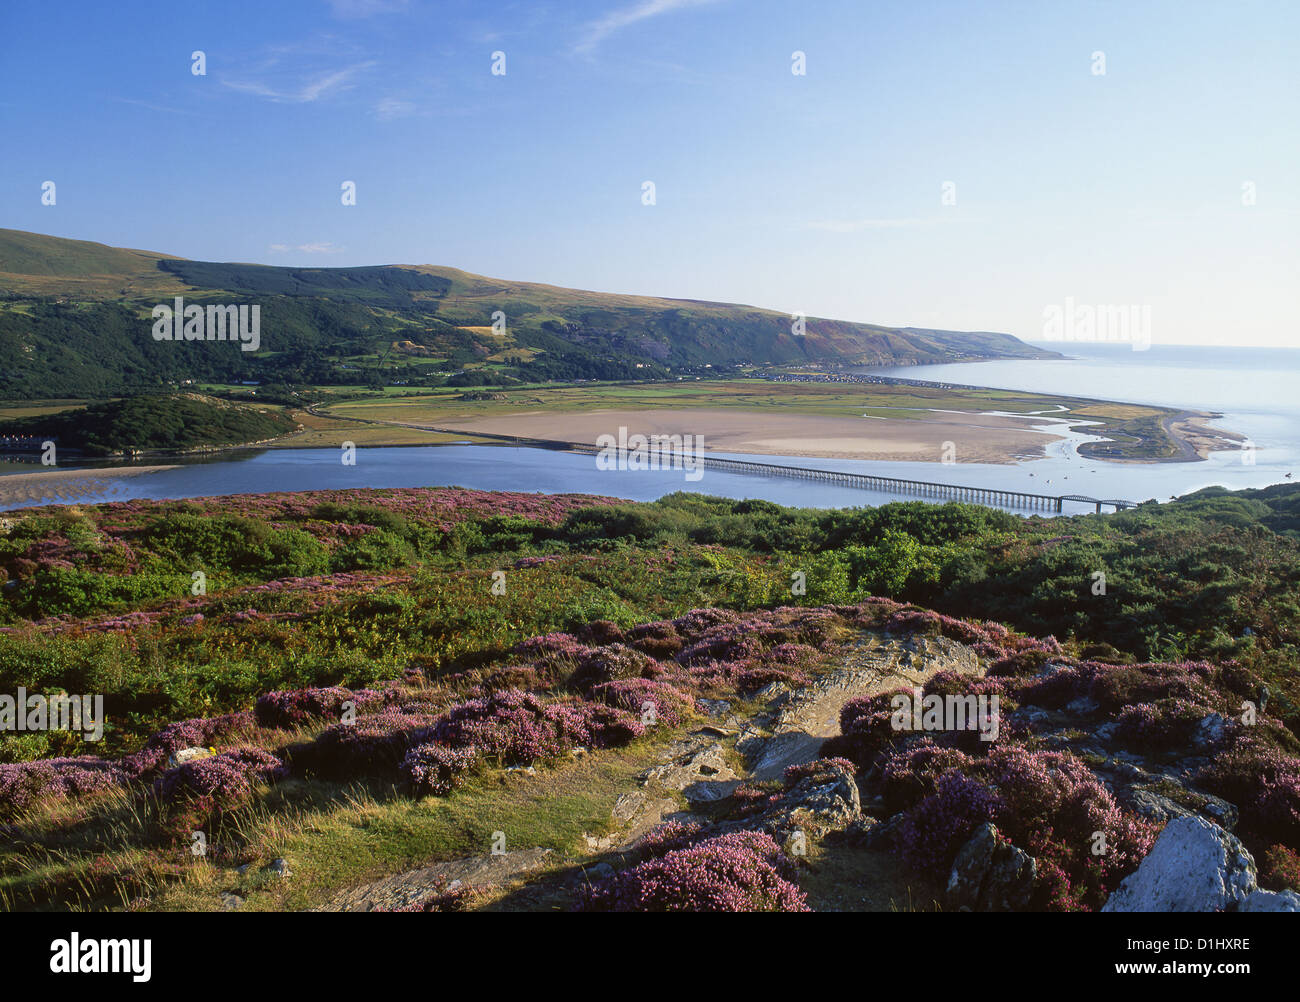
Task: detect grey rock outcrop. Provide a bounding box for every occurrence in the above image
[946,823,1036,912]
[1238,888,1300,912]
[1101,816,1257,912]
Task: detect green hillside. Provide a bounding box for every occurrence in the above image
[0,393,297,456]
[0,228,1061,399]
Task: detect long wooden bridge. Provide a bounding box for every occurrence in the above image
[428,428,1137,513]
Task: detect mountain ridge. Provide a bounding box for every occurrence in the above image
[0,228,1061,399]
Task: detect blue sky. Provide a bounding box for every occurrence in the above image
[2,0,1297,346]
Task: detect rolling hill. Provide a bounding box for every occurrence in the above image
[0,228,1060,399]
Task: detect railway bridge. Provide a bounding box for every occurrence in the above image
[428,428,1137,513]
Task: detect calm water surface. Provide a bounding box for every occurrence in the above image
[3,344,1294,515]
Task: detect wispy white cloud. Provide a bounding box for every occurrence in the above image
[374,96,417,120]
[223,60,375,103]
[269,242,344,254]
[575,0,723,54]
[110,96,194,115]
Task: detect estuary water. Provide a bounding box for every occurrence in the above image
[1,344,1294,515]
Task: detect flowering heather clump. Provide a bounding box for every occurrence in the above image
[590,678,695,728]
[879,739,976,811]
[579,830,810,912]
[761,642,822,670]
[729,783,780,815]
[433,688,643,765]
[783,758,856,789]
[677,628,764,668]
[575,619,627,645]
[153,746,285,829]
[1020,659,1219,713]
[400,742,479,796]
[683,658,753,691]
[982,745,1157,909]
[627,620,683,660]
[886,609,944,637]
[122,711,255,780]
[820,689,913,770]
[468,662,555,696]
[254,686,380,729]
[985,648,1057,678]
[923,671,1007,701]
[896,773,1000,872]
[297,708,438,778]
[1195,736,1300,844]
[570,643,658,690]
[632,819,709,859]
[670,607,742,641]
[881,739,1156,909]
[512,633,596,661]
[1114,699,1219,751]
[0,756,127,812]
[735,642,819,692]
[736,665,809,692]
[1260,844,1300,892]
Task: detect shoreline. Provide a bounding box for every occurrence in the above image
[0,464,180,508]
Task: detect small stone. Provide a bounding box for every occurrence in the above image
[172,746,215,765]
[266,858,292,878]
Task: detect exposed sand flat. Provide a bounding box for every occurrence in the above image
[0,465,178,508]
[424,407,1062,464]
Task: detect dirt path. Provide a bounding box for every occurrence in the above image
[311,630,984,912]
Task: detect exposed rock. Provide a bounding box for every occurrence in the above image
[1102,817,1256,913]
[1238,888,1300,912]
[731,760,861,842]
[266,858,292,878]
[317,848,554,912]
[1116,786,1194,825]
[946,823,1036,912]
[1192,713,1228,751]
[172,746,215,765]
[861,812,905,850]
[220,892,244,910]
[642,739,739,804]
[747,634,983,782]
[1114,781,1238,831]
[1198,795,1238,830]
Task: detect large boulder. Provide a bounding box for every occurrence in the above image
[1102,816,1256,912]
[946,823,1036,912]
